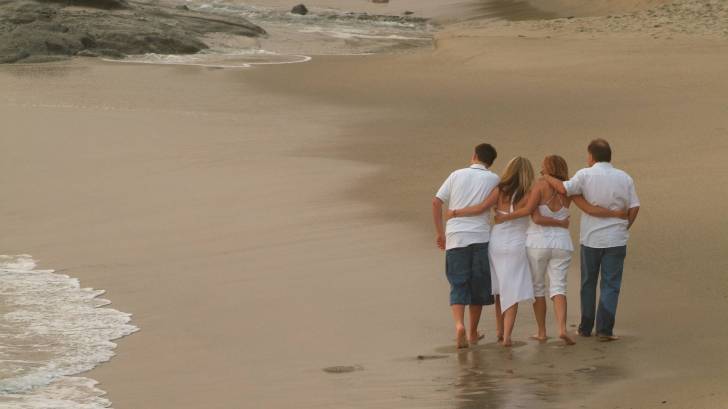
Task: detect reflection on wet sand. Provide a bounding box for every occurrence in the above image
[437,339,629,409]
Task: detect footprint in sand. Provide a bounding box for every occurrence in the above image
[322,365,364,374]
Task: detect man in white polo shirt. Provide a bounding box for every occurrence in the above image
[432,143,500,348]
[543,139,640,341]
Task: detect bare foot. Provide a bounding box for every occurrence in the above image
[496,332,504,343]
[502,338,513,348]
[597,334,620,342]
[468,331,485,345]
[529,334,549,343]
[559,333,576,345]
[456,326,468,349]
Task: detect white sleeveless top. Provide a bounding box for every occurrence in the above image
[491,199,530,249]
[525,193,574,252]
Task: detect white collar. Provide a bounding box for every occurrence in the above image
[469,163,487,170]
[592,162,614,169]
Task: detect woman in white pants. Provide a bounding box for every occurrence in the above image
[495,155,626,345]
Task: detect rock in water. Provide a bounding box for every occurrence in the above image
[371,0,389,3]
[37,0,130,9]
[0,0,266,64]
[291,4,308,15]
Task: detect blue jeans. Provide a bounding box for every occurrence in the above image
[579,245,627,336]
[445,242,494,306]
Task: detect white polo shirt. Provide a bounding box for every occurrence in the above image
[564,162,640,248]
[436,164,500,250]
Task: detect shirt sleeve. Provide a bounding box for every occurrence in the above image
[435,174,452,203]
[563,169,585,196]
[627,177,640,208]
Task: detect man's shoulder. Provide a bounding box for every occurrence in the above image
[609,166,635,183]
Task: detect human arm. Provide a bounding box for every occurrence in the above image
[544,169,587,197]
[627,206,639,229]
[531,207,570,228]
[493,182,545,223]
[432,197,446,250]
[572,195,628,219]
[445,188,500,218]
[626,177,640,229]
[542,174,567,195]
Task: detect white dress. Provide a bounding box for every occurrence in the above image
[489,197,535,312]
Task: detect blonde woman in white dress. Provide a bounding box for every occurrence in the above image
[495,155,627,345]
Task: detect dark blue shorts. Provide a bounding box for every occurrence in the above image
[445,242,494,306]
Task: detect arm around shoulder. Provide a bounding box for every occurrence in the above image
[543,174,568,195]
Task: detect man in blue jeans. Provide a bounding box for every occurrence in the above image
[543,139,640,341]
[432,143,500,348]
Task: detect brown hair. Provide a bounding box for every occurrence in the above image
[498,156,534,205]
[588,138,612,162]
[543,155,569,181]
[475,143,497,166]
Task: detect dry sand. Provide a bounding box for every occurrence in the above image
[1,1,728,408]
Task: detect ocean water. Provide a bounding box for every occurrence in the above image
[0,255,138,409]
[115,0,434,67]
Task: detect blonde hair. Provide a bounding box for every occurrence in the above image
[543,155,569,181]
[498,156,535,204]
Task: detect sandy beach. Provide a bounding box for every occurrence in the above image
[1,0,728,408]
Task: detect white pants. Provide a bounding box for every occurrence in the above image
[526,247,572,298]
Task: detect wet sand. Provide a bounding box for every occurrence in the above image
[2,3,728,409]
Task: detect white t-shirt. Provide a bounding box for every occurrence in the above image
[564,162,640,248]
[436,164,500,250]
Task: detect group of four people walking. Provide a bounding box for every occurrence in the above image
[432,139,640,348]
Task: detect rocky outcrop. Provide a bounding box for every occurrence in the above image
[290,3,307,15]
[0,0,266,63]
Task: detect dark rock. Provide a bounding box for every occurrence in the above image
[36,0,130,10]
[403,10,414,15]
[291,4,308,15]
[0,0,266,64]
[0,50,30,64]
[371,0,389,3]
[176,4,190,11]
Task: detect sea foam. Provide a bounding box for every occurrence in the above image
[0,255,138,408]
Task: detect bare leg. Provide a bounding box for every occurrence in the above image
[553,295,575,345]
[502,303,518,347]
[494,295,504,342]
[530,297,547,342]
[468,305,484,344]
[451,304,468,348]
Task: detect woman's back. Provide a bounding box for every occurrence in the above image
[492,190,530,248]
[526,185,572,251]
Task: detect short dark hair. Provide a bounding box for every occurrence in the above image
[475,143,497,166]
[588,138,612,162]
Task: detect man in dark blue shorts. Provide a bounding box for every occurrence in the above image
[432,143,500,348]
